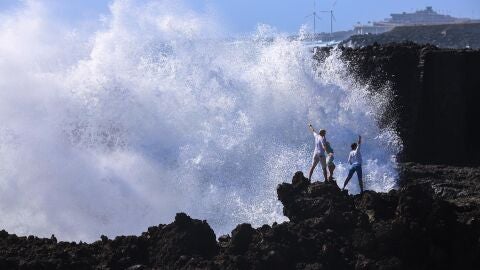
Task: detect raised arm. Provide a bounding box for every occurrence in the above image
[308,123,317,134]
[357,135,362,151]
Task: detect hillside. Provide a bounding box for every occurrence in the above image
[342,23,480,49]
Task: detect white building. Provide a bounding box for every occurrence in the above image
[354,6,476,35]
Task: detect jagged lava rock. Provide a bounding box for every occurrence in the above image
[277,172,367,231]
[146,212,218,268]
[1,169,479,269]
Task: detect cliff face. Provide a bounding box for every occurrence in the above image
[317,43,480,165]
[1,169,479,270]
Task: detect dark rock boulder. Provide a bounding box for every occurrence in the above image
[398,163,480,223]
[277,171,356,223]
[147,212,218,267]
[228,223,256,254]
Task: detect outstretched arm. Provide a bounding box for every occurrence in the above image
[357,135,362,151]
[308,123,317,134]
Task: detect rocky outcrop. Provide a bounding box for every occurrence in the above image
[0,213,218,270]
[275,172,479,270]
[1,168,479,269]
[399,163,480,223]
[315,43,480,165]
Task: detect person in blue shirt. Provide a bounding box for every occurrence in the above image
[342,135,363,193]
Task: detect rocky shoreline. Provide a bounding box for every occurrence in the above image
[1,164,479,269]
[2,44,479,269]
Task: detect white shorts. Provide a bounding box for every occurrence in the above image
[312,153,327,169]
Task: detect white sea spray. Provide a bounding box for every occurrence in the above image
[0,0,401,241]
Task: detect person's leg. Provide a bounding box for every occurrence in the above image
[322,168,328,182]
[308,155,320,182]
[320,155,328,182]
[342,165,356,190]
[328,164,335,181]
[357,165,363,193]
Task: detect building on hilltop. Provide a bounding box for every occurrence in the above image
[354,6,478,35]
[389,6,460,25]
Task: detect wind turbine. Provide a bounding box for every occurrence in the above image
[305,0,322,39]
[319,0,337,37]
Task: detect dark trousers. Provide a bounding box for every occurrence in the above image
[344,163,363,192]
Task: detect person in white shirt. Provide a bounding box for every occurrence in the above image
[308,124,328,182]
[342,135,363,193]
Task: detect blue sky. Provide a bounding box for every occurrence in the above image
[1,0,479,34]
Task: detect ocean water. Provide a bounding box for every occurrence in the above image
[0,0,401,242]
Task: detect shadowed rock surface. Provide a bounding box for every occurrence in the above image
[315,43,480,165]
[0,212,218,270]
[399,163,480,224]
[1,166,479,269]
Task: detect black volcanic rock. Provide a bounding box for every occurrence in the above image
[315,43,480,166]
[354,190,398,222]
[398,163,480,224]
[277,172,355,222]
[0,167,479,269]
[147,212,218,267]
[0,213,218,270]
[228,223,256,254]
